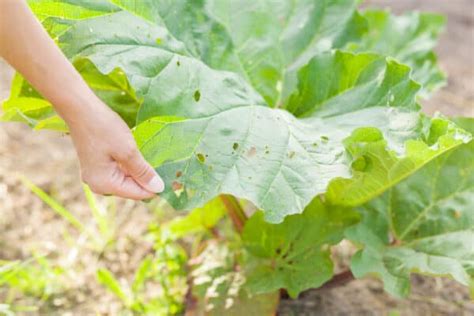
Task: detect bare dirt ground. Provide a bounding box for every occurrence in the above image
[1,0,473,315]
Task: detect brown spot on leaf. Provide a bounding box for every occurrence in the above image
[176,171,182,178]
[247,146,257,158]
[172,181,183,191]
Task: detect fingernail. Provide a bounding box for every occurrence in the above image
[147,176,165,193]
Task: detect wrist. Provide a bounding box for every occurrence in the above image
[56,90,108,130]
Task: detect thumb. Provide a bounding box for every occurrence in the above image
[117,149,165,193]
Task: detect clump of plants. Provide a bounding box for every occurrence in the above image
[3,0,473,314]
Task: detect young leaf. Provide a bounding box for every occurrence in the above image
[242,198,359,297]
[346,118,474,297]
[163,198,227,240]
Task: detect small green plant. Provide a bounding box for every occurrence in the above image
[97,239,188,315]
[0,255,64,305]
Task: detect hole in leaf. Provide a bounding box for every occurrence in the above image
[194,90,201,102]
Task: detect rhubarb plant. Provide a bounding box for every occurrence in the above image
[3,0,473,308]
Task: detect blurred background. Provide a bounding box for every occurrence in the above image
[0,0,473,315]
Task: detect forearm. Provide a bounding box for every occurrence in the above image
[0,1,164,198]
[0,0,98,127]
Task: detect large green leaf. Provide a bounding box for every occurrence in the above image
[6,1,446,124]
[351,9,446,97]
[3,0,466,223]
[325,116,472,207]
[134,52,468,222]
[1,74,67,132]
[109,0,367,107]
[242,198,359,297]
[286,51,420,117]
[46,8,265,123]
[346,118,474,297]
[198,0,367,106]
[1,59,141,129]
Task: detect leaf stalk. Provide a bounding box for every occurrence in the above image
[220,195,247,233]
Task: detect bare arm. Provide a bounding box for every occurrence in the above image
[0,0,164,199]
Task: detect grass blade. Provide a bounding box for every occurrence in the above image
[21,176,86,233]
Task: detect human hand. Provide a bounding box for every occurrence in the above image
[67,95,164,200]
[0,0,163,200]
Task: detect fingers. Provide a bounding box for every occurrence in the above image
[82,164,156,200]
[109,176,156,200]
[114,148,165,193]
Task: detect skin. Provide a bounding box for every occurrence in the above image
[0,0,165,200]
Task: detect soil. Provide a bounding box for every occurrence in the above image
[0,0,473,315]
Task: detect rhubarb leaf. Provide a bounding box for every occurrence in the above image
[3,0,466,223]
[134,52,468,222]
[242,198,359,297]
[351,10,446,96]
[346,118,474,297]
